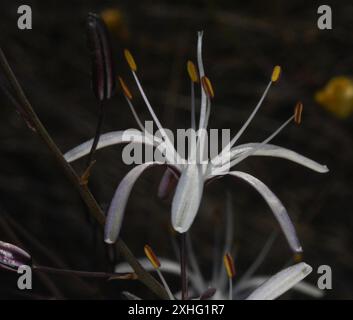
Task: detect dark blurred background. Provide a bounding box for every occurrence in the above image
[0,0,352,299]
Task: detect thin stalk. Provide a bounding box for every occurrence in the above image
[180,233,188,300]
[33,265,136,279]
[228,278,233,300]
[0,48,168,300]
[86,102,105,167]
[191,81,196,130]
[156,269,175,300]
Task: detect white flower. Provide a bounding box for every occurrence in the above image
[116,199,321,301]
[119,197,321,300]
[64,31,328,252]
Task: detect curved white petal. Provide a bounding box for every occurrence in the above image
[234,276,323,298]
[121,291,142,300]
[64,129,162,163]
[104,162,167,243]
[246,262,313,300]
[172,164,204,233]
[213,171,302,252]
[213,143,329,173]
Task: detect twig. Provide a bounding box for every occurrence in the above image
[0,48,168,299]
[86,102,105,168]
[33,265,137,280]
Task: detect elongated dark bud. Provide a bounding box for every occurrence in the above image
[86,13,116,101]
[85,13,116,170]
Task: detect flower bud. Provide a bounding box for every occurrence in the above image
[86,13,116,101]
[0,241,32,272]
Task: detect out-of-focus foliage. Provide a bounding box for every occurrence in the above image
[101,8,129,41]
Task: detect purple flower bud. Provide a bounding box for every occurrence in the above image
[86,13,116,101]
[0,241,32,272]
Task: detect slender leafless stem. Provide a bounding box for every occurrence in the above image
[33,265,137,280]
[0,48,168,299]
[180,233,188,300]
[86,102,105,167]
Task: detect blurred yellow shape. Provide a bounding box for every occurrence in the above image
[315,76,353,118]
[101,8,129,40]
[293,253,303,263]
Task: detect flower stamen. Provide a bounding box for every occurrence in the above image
[187,61,198,130]
[144,245,175,300]
[144,245,161,269]
[271,65,281,83]
[118,76,133,100]
[212,66,281,165]
[223,253,235,300]
[201,76,214,99]
[125,57,181,164]
[294,101,303,125]
[118,76,145,131]
[187,60,199,83]
[223,253,236,279]
[124,49,137,71]
[214,113,295,174]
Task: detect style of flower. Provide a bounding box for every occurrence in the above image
[64,31,328,253]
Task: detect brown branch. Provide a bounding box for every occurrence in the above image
[0,48,168,299]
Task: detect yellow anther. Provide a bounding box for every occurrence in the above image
[201,76,215,98]
[187,60,199,83]
[294,101,303,125]
[271,65,281,82]
[144,245,161,269]
[118,76,133,100]
[124,49,137,71]
[293,253,303,263]
[223,253,236,279]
